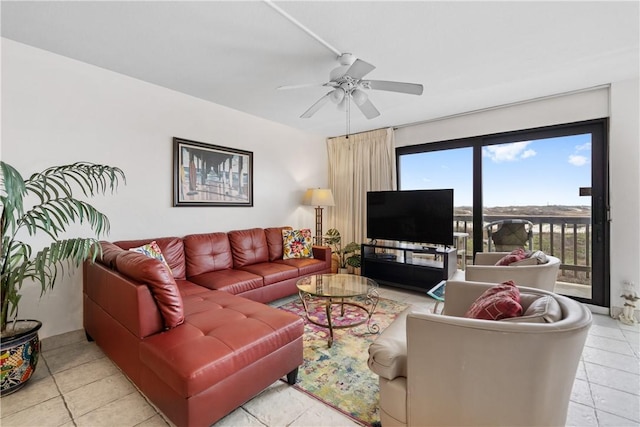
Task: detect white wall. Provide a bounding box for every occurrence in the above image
[1,39,328,338]
[395,82,640,313]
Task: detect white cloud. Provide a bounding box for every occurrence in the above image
[575,142,591,151]
[483,141,535,162]
[568,154,588,166]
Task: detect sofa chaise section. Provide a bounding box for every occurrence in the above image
[83,226,330,426]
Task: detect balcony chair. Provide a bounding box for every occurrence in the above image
[368,280,592,427]
[465,251,561,291]
[485,219,534,251]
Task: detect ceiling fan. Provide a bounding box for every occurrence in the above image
[279,53,424,120]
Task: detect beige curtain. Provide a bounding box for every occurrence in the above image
[327,128,396,245]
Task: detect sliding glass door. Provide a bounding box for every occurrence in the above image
[397,119,608,307]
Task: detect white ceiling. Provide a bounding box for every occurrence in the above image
[2,1,638,138]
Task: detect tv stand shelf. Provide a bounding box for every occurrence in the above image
[361,242,457,293]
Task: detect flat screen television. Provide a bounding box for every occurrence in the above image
[366,189,454,246]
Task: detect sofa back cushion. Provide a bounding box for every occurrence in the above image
[114,237,186,280]
[183,232,234,277]
[228,228,269,267]
[265,226,293,261]
[115,251,185,329]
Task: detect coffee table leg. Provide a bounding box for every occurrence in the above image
[325,299,334,348]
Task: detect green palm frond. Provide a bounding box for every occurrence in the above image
[0,162,27,237]
[1,161,125,333]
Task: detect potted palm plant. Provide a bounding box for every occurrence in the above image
[0,161,125,395]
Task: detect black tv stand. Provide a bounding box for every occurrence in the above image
[361,241,457,293]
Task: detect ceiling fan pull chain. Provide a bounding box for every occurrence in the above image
[346,94,350,139]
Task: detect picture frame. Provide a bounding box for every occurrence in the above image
[173,137,253,207]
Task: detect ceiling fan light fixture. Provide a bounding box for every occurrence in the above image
[351,88,368,106]
[337,97,348,111]
[329,88,345,104]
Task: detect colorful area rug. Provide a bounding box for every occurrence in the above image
[278,296,408,426]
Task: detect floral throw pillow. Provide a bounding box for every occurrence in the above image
[464,281,523,320]
[129,241,173,275]
[282,229,314,259]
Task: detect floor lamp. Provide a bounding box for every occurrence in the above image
[303,188,335,245]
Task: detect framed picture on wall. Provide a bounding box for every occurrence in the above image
[173,137,253,207]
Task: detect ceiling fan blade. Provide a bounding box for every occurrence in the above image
[344,59,376,80]
[300,92,332,118]
[277,83,326,90]
[355,98,380,119]
[364,80,424,95]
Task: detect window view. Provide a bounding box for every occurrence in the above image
[398,147,473,270]
[398,131,598,302]
[482,135,593,299]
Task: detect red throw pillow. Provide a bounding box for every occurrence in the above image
[495,248,528,266]
[464,281,523,320]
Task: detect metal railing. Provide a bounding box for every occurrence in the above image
[454,215,592,285]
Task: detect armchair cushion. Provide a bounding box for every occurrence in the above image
[510,257,538,266]
[501,293,562,323]
[464,281,523,320]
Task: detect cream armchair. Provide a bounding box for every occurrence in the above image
[465,252,561,291]
[368,280,592,427]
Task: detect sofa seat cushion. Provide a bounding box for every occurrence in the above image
[187,269,263,294]
[140,291,304,398]
[238,262,298,286]
[274,258,328,276]
[175,279,212,297]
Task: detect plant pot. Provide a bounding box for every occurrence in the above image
[1,319,42,395]
[338,268,349,274]
[331,254,339,274]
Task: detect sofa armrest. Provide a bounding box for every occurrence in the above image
[311,245,331,268]
[84,260,165,338]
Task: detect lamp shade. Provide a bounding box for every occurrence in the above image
[302,188,335,207]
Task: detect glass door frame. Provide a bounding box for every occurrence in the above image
[396,118,609,307]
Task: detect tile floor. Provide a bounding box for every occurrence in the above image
[1,286,639,427]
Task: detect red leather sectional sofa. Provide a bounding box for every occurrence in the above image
[83,226,331,426]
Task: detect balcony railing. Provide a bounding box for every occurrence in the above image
[454,215,592,286]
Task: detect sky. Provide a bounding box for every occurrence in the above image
[399,134,592,207]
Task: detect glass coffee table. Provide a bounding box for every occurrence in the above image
[296,274,380,348]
